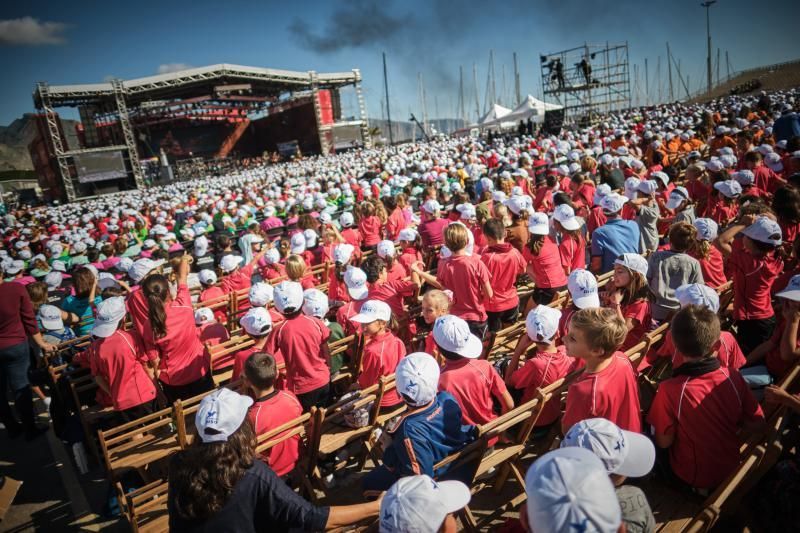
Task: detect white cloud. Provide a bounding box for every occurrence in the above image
[0,17,68,45]
[157,63,192,74]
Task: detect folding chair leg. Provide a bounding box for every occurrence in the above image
[457,504,480,532]
[494,462,511,492]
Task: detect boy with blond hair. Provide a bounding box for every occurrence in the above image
[562,307,642,433]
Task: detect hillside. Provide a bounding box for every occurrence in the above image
[690,58,800,103]
[368,118,467,144]
[0,113,80,171]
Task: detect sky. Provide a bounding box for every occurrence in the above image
[1,0,799,126]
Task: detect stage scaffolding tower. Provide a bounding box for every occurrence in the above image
[540,42,631,125]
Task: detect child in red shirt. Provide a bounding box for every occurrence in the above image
[525,212,568,306]
[358,202,383,249]
[242,352,303,477]
[688,218,728,289]
[429,223,492,339]
[194,307,230,347]
[396,228,424,274]
[198,269,226,323]
[268,281,331,411]
[435,315,513,427]
[231,307,274,382]
[562,308,642,433]
[708,181,741,226]
[603,254,652,352]
[480,219,526,332]
[339,212,363,250]
[505,305,577,428]
[648,305,764,490]
[377,240,406,282]
[718,215,784,355]
[259,248,286,282]
[419,289,450,360]
[350,300,406,408]
[552,204,586,275]
[285,254,316,290]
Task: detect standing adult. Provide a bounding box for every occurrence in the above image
[0,265,57,439]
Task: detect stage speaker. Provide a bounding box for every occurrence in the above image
[542,109,565,135]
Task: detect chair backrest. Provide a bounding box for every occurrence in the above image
[174,390,210,448]
[547,289,570,310]
[623,339,649,367]
[207,335,254,373]
[486,321,526,362]
[254,411,313,456]
[125,480,170,533]
[97,405,178,476]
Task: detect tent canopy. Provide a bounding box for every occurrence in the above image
[476,104,512,126]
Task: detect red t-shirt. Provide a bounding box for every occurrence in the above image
[89,330,157,411]
[418,218,449,247]
[558,234,586,273]
[336,299,365,336]
[385,262,407,284]
[480,243,527,313]
[689,246,728,289]
[221,263,255,293]
[268,315,330,395]
[386,209,408,242]
[199,286,227,323]
[357,331,406,407]
[765,317,797,379]
[728,248,783,320]
[198,322,230,347]
[620,299,651,351]
[523,237,568,290]
[439,358,509,426]
[231,346,259,381]
[562,352,642,433]
[261,263,287,282]
[341,228,363,249]
[509,345,577,426]
[587,206,607,236]
[368,279,416,322]
[647,367,764,489]
[248,390,303,476]
[144,284,208,386]
[359,216,383,246]
[397,247,423,274]
[436,254,491,322]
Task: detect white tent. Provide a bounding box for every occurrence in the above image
[481,95,563,129]
[475,104,512,127]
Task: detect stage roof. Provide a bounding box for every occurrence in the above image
[35,63,361,108]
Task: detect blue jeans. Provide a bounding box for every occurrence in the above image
[0,340,34,430]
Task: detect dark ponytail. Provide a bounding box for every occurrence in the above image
[142,274,170,339]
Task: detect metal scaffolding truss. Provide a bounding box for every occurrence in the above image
[540,43,631,125]
[33,63,370,202]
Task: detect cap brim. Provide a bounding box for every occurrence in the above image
[573,293,600,310]
[460,333,484,359]
[615,429,656,477]
[558,218,580,231]
[41,317,63,330]
[350,312,378,323]
[665,198,683,210]
[777,289,800,302]
[290,246,305,254]
[435,480,472,513]
[92,320,120,338]
[347,285,369,301]
[529,224,550,236]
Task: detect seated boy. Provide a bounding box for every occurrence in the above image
[231,307,274,381]
[362,352,476,493]
[562,308,642,433]
[242,352,303,477]
[480,218,527,332]
[505,305,578,429]
[435,315,514,426]
[647,305,765,490]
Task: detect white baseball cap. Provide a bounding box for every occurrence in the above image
[614,253,648,278]
[650,171,669,187]
[92,296,127,338]
[249,282,274,307]
[742,216,782,246]
[525,305,562,343]
[302,288,329,318]
[344,266,369,300]
[505,196,528,216]
[273,281,304,313]
[562,417,655,477]
[706,159,724,172]
[593,184,612,206]
[432,315,482,358]
[303,229,318,248]
[568,269,600,309]
[693,218,718,241]
[44,271,63,289]
[38,304,64,330]
[624,177,641,200]
[290,233,306,254]
[128,258,165,283]
[398,228,418,242]
[116,257,134,273]
[422,200,442,214]
[379,475,471,533]
[675,283,720,312]
[396,352,440,407]
[665,186,690,210]
[196,388,254,443]
[198,269,218,285]
[553,204,580,231]
[194,307,214,325]
[528,212,550,236]
[264,247,281,265]
[4,260,24,275]
[71,241,87,254]
[636,180,658,196]
[713,179,742,199]
[51,260,67,273]
[220,255,244,273]
[340,211,355,228]
[525,447,621,533]
[777,274,800,302]
[733,170,755,186]
[350,299,391,323]
[240,307,273,336]
[600,192,628,214]
[98,272,120,290]
[333,243,355,265]
[377,240,396,259]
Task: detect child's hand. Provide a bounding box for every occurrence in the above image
[764,385,790,406]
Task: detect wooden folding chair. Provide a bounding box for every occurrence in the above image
[485,320,526,362]
[329,334,359,389]
[254,411,314,496]
[67,371,116,460]
[125,480,169,533]
[206,334,254,386]
[193,291,231,326]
